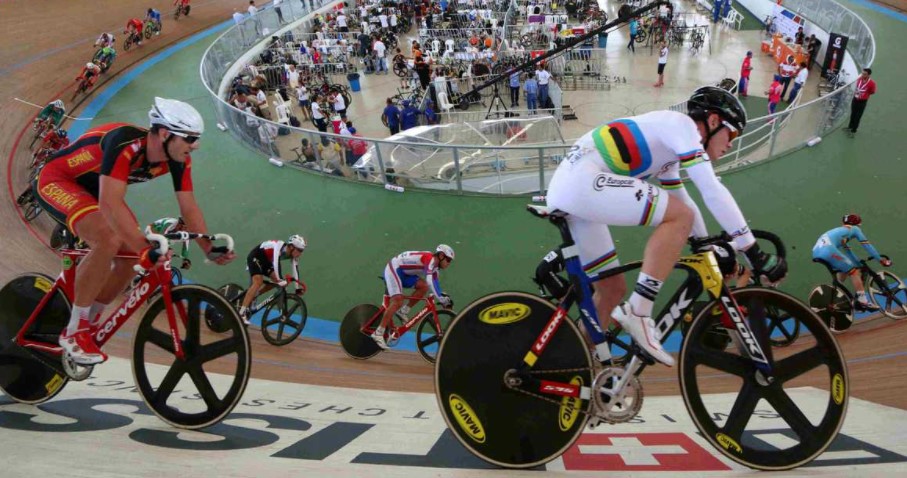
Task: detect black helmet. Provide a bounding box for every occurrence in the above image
[687,86,747,134]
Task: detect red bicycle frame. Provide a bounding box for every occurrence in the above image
[15,248,188,361]
[361,293,441,337]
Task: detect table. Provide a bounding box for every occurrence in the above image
[771,34,808,65]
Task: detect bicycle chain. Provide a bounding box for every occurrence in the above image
[504,366,600,418]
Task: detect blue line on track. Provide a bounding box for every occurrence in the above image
[848,0,907,22]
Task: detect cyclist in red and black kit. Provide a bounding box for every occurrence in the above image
[33,97,236,365]
[238,235,307,325]
[125,18,144,45]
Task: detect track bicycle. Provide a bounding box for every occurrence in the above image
[809,255,906,333]
[174,2,190,20]
[15,183,43,221]
[0,231,250,429]
[71,72,96,101]
[436,205,848,471]
[123,30,142,51]
[340,279,455,363]
[208,278,308,346]
[144,20,162,39]
[29,117,54,150]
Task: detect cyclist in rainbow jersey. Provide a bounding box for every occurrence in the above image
[546,87,787,367]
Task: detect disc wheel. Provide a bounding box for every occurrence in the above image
[261,294,307,346]
[132,284,251,429]
[205,283,244,333]
[867,271,907,319]
[680,287,848,470]
[0,273,70,404]
[415,309,454,363]
[339,304,382,359]
[436,292,592,468]
[808,284,853,333]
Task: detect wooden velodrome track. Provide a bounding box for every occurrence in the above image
[0,0,905,410]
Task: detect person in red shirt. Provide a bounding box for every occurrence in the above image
[847,68,876,137]
[739,51,753,97]
[125,18,144,45]
[766,74,782,116]
[34,97,235,365]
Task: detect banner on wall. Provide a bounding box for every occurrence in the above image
[771,4,806,40]
[822,33,849,78]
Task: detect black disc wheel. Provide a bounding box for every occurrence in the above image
[808,285,853,333]
[680,287,848,470]
[261,294,307,346]
[132,284,251,429]
[436,292,592,468]
[0,273,70,404]
[339,304,382,359]
[415,309,454,363]
[205,283,244,333]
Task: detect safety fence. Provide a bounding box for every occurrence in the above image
[201,0,875,195]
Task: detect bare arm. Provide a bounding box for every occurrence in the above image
[99,176,147,253]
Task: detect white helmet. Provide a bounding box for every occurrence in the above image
[436,244,455,261]
[86,62,95,69]
[53,100,64,110]
[287,234,307,250]
[148,97,204,136]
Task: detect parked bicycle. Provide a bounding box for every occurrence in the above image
[809,255,906,333]
[0,231,248,429]
[208,278,308,346]
[340,279,455,363]
[436,205,847,471]
[818,69,848,97]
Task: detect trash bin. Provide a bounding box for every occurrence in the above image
[598,33,607,48]
[347,73,361,92]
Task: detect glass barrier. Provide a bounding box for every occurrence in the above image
[201,0,874,195]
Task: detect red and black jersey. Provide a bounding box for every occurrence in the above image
[41,123,193,196]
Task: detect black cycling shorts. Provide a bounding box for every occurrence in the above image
[246,248,273,277]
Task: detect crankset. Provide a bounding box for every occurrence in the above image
[62,352,94,381]
[589,366,644,426]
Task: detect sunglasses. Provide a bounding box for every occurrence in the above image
[721,120,740,142]
[170,130,201,144]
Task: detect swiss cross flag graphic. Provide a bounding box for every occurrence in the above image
[561,433,731,471]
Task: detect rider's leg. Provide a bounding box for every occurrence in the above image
[409,279,428,308]
[592,273,627,332]
[379,295,405,331]
[240,275,265,315]
[91,257,139,324]
[68,212,124,333]
[628,198,693,317]
[548,166,684,366]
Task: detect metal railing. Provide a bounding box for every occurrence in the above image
[201,0,875,195]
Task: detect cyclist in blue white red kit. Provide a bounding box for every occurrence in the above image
[812,214,891,310]
[238,235,307,324]
[546,87,786,367]
[372,245,455,349]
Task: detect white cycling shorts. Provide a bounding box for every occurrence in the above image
[547,160,670,277]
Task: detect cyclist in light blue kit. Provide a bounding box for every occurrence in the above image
[812,214,891,310]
